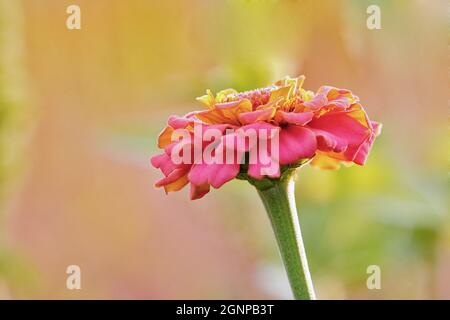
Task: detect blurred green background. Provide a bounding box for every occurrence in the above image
[0,0,448,299]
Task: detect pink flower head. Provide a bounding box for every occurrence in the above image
[151,76,382,199]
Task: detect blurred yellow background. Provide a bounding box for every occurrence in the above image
[0,0,448,299]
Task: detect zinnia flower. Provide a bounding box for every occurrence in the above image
[151,76,381,199]
[150,76,382,300]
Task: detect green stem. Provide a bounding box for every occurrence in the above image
[255,173,316,300]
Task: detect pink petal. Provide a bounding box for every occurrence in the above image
[303,93,327,110]
[277,111,314,125]
[150,153,167,169]
[316,86,358,110]
[221,123,280,154]
[187,163,209,186]
[353,122,382,165]
[279,126,317,165]
[209,163,240,188]
[248,159,280,180]
[352,133,375,165]
[155,167,189,188]
[247,129,280,179]
[238,108,275,124]
[150,153,178,176]
[308,128,347,153]
[328,96,352,109]
[307,111,371,161]
[215,100,242,109]
[188,163,239,189]
[168,115,194,129]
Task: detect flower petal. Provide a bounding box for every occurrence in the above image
[155,167,189,193]
[157,126,174,148]
[247,158,280,180]
[196,89,215,109]
[302,93,327,111]
[238,107,276,124]
[190,183,210,200]
[188,163,239,189]
[209,163,240,188]
[168,115,194,129]
[279,126,317,165]
[275,110,314,125]
[269,85,291,102]
[310,151,343,170]
[195,109,231,124]
[307,109,372,162]
[150,153,178,176]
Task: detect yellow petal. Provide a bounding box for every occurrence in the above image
[269,85,291,102]
[301,89,315,102]
[216,88,238,103]
[236,99,252,113]
[216,99,252,124]
[196,89,215,109]
[286,75,305,97]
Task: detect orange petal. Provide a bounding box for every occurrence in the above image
[163,174,189,193]
[195,109,229,124]
[158,126,174,148]
[215,99,252,124]
[345,104,371,128]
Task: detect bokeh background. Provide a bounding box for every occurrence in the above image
[0,0,448,299]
